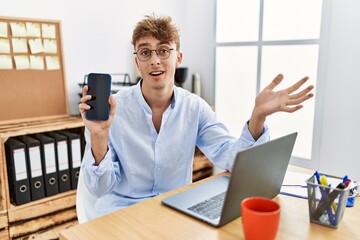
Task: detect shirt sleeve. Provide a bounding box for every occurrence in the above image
[238,121,270,149]
[81,128,121,198]
[196,101,270,172]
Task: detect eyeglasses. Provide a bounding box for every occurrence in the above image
[133,46,174,62]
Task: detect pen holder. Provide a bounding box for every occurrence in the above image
[306,174,350,228]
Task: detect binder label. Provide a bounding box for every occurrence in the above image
[57,140,69,170]
[13,149,27,180]
[44,143,56,174]
[29,146,42,177]
[71,139,81,168]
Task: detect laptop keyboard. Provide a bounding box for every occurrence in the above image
[188,192,226,220]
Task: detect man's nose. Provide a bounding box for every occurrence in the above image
[149,50,161,65]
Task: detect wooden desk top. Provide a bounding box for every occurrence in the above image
[60,166,359,240]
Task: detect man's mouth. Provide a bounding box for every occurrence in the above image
[150,71,164,76]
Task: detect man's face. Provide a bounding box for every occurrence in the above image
[134,36,182,90]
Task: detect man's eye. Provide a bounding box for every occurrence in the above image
[158,48,168,54]
[140,50,150,56]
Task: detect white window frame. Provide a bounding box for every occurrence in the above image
[214,0,332,170]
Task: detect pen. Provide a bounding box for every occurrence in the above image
[282,185,307,188]
[319,175,338,212]
[312,182,346,221]
[315,171,321,184]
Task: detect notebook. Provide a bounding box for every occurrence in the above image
[161,132,298,227]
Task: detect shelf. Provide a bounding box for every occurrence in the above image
[8,190,76,223]
[0,210,7,229]
[0,116,84,139]
[0,116,84,239]
[9,207,77,239]
[13,219,78,240]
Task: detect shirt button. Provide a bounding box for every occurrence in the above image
[156,167,161,172]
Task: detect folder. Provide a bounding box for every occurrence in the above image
[33,133,59,197]
[5,137,31,205]
[46,132,71,192]
[57,131,82,189]
[17,135,45,201]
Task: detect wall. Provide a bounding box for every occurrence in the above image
[317,0,360,179]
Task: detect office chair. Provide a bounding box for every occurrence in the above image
[76,166,98,224]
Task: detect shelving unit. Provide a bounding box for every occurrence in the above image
[0,116,84,239]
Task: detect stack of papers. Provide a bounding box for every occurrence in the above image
[280,171,312,199]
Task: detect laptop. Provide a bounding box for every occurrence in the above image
[161,132,297,227]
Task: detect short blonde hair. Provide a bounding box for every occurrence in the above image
[132,14,180,50]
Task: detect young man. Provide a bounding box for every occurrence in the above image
[79,15,314,217]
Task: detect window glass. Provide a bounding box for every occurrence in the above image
[216,0,260,42]
[215,46,258,135]
[261,45,319,158]
[263,0,323,40]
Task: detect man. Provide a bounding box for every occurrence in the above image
[79,15,314,217]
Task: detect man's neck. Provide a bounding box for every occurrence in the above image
[141,80,173,112]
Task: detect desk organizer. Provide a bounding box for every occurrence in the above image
[306,174,350,228]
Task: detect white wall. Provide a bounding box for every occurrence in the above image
[317,0,360,179]
[1,0,359,179]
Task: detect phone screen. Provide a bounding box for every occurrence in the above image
[85,73,111,121]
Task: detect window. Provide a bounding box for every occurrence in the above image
[215,0,323,163]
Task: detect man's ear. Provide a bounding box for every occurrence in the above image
[176,51,183,68]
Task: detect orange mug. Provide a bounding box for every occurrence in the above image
[241,197,280,240]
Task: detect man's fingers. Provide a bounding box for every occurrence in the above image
[82,85,89,97]
[283,105,303,113]
[289,85,314,99]
[109,96,116,117]
[287,93,314,106]
[286,76,309,94]
[80,94,92,104]
[78,102,91,112]
[265,74,284,91]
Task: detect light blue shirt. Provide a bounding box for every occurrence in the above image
[82,81,269,217]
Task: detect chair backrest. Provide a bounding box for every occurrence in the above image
[76,166,98,224]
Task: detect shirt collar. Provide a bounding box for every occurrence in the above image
[135,79,177,112]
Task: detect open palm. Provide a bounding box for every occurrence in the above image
[255,74,314,118]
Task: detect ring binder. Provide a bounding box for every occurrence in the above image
[57,131,82,189]
[5,137,31,205]
[45,132,71,193]
[33,133,60,197]
[16,135,46,201]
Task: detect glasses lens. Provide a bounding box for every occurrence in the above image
[156,47,171,59]
[137,48,151,61]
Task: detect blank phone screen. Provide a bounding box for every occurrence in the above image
[85,73,111,121]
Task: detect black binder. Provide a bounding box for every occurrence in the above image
[17,135,45,201]
[57,131,82,189]
[46,132,71,192]
[33,133,59,197]
[5,137,31,205]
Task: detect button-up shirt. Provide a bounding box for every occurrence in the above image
[82,80,269,217]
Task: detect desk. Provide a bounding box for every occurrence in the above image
[60,166,359,239]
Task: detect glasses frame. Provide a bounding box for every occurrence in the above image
[133,46,174,62]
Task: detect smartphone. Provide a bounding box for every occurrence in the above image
[85,73,112,121]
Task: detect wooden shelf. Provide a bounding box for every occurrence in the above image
[192,147,213,182]
[13,219,78,240]
[10,208,77,239]
[8,190,76,223]
[0,116,84,239]
[0,210,8,229]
